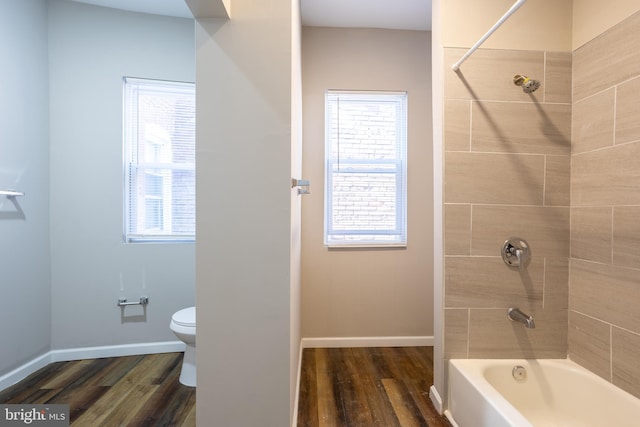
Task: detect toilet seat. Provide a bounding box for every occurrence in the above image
[172,307,196,327]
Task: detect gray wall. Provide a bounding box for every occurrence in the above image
[0,0,51,377]
[48,0,195,349]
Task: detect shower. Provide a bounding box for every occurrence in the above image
[513,74,541,93]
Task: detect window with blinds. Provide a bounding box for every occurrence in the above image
[123,77,195,243]
[324,91,408,246]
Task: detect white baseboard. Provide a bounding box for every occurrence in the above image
[301,336,433,348]
[49,341,185,362]
[0,352,52,394]
[429,385,443,414]
[0,341,184,392]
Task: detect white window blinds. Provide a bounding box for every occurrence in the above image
[123,77,195,243]
[324,91,408,246]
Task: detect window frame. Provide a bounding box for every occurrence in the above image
[123,77,196,244]
[324,90,408,247]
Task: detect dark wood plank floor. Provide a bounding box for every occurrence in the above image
[0,352,195,426]
[297,347,453,427]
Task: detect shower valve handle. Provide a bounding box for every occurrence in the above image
[502,238,531,271]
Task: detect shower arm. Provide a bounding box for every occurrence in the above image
[451,0,527,71]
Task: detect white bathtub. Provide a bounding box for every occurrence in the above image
[446,358,640,427]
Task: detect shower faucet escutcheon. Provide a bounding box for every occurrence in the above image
[502,237,531,271]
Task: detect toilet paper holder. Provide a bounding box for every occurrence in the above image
[117,296,149,307]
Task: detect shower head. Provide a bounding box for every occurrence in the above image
[513,74,540,93]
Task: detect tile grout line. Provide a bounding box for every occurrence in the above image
[542,257,546,310]
[543,51,547,103]
[466,308,471,358]
[610,324,613,382]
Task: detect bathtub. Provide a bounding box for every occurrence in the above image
[446,358,640,427]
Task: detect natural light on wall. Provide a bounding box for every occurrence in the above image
[123,77,196,243]
[324,91,408,246]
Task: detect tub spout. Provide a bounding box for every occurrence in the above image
[508,307,535,328]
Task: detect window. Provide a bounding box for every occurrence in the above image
[324,91,408,246]
[123,77,195,243]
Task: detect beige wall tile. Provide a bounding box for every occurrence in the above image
[570,207,613,263]
[444,309,468,359]
[572,89,615,154]
[468,308,567,358]
[445,256,544,309]
[544,258,569,310]
[444,99,470,151]
[472,102,571,154]
[572,142,640,206]
[615,76,640,145]
[613,206,640,268]
[573,11,640,101]
[544,52,572,104]
[568,311,611,381]
[570,259,640,335]
[544,155,570,206]
[472,206,570,257]
[612,327,640,399]
[445,204,471,256]
[444,48,544,102]
[445,152,544,205]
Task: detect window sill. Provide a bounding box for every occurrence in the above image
[326,243,407,250]
[125,237,195,244]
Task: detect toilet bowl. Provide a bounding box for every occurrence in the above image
[170,306,196,387]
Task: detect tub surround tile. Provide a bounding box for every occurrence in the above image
[444,204,471,256]
[568,12,640,397]
[445,152,544,205]
[444,100,471,151]
[571,142,640,206]
[444,48,544,102]
[441,10,640,396]
[544,52,572,104]
[543,155,570,206]
[568,311,611,382]
[571,89,615,154]
[445,257,543,310]
[444,309,469,359]
[570,259,640,335]
[615,77,640,145]
[570,207,613,264]
[613,207,640,269]
[443,46,573,364]
[468,308,567,359]
[471,205,569,257]
[471,102,571,155]
[543,258,569,310]
[573,11,640,102]
[612,327,640,399]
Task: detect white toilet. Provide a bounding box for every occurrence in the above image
[170,306,196,387]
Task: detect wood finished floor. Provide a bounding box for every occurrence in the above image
[1,347,450,427]
[0,352,195,426]
[297,347,453,427]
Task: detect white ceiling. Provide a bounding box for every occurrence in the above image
[71,0,432,30]
[302,0,431,31]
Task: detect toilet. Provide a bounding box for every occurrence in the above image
[170,306,196,387]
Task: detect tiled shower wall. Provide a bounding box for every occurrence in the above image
[443,48,572,360]
[569,11,640,399]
